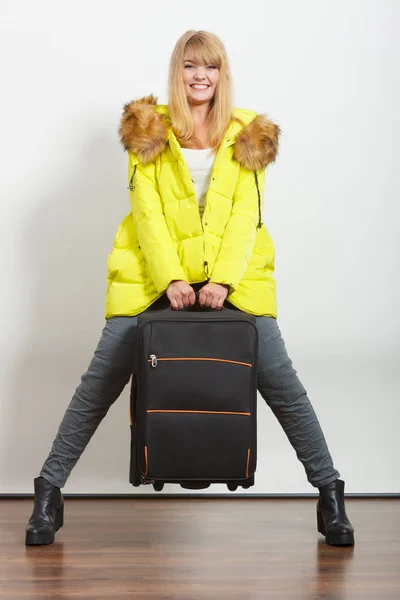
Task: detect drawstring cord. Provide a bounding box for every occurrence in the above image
[254,171,262,229]
[128,164,137,191]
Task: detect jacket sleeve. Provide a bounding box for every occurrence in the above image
[209,164,266,292]
[128,151,187,293]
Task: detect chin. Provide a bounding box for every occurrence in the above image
[189,90,214,101]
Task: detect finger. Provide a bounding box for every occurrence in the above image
[183,289,192,307]
[189,290,196,305]
[201,290,210,307]
[206,292,214,308]
[170,297,178,310]
[211,296,218,308]
[207,293,214,308]
[180,288,191,306]
[210,293,220,309]
[216,296,224,310]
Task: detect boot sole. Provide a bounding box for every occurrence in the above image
[25,506,64,546]
[25,531,55,545]
[324,532,355,546]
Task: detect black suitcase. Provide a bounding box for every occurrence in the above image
[129,287,258,492]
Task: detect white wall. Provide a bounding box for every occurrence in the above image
[1,0,399,494]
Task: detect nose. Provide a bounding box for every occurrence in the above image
[193,67,207,81]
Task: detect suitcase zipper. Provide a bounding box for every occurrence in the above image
[147,409,251,415]
[148,354,252,368]
[136,321,152,483]
[246,449,251,478]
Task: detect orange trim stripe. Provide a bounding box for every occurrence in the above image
[147,409,251,416]
[147,357,252,367]
[144,446,148,476]
[246,448,250,478]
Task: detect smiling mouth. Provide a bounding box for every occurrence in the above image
[190,84,210,89]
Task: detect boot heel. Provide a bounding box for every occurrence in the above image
[317,509,325,535]
[55,504,64,531]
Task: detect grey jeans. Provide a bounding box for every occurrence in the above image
[39,297,340,489]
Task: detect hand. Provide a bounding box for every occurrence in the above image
[166,280,196,310]
[198,282,229,309]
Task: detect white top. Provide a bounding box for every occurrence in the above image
[181,147,215,219]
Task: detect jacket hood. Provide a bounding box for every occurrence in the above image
[118,94,280,171]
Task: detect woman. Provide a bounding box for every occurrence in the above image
[25,30,354,547]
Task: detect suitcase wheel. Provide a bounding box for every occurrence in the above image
[129,469,141,487]
[241,475,255,489]
[153,482,164,491]
[227,483,238,492]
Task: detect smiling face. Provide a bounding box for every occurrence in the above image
[182,52,220,106]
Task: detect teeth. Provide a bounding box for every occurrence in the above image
[191,85,208,89]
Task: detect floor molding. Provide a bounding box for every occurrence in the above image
[1,493,399,499]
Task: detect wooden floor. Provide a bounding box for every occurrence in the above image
[0,498,399,599]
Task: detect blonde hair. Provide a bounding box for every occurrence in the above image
[167,30,244,153]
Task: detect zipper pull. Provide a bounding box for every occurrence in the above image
[150,354,158,368]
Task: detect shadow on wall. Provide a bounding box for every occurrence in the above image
[2,131,133,493]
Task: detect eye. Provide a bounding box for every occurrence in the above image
[207,65,217,69]
[184,64,194,68]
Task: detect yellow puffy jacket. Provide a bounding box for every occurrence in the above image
[105,94,280,318]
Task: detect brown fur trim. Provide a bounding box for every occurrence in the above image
[118,95,280,170]
[233,114,280,170]
[118,94,169,165]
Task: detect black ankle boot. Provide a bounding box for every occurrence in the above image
[25,476,64,545]
[317,478,354,546]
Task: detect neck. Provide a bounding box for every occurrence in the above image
[189,101,211,126]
